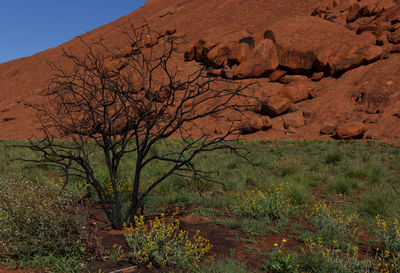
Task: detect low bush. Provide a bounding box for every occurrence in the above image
[124,214,213,271]
[297,240,373,273]
[231,183,293,221]
[375,215,400,255]
[0,177,82,271]
[310,202,359,243]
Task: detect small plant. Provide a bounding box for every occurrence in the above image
[109,244,124,265]
[310,202,359,242]
[375,215,400,254]
[373,248,400,273]
[81,228,105,261]
[262,239,296,273]
[124,214,212,270]
[231,183,293,221]
[297,240,374,273]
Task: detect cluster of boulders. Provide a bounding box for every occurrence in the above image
[184,14,385,81]
[320,122,368,139]
[312,0,400,54]
[183,1,400,139]
[233,80,313,135]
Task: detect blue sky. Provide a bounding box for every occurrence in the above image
[0,0,147,64]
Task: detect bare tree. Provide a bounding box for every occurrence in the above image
[24,24,250,229]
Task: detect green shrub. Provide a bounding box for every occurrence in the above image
[310,202,359,242]
[297,240,373,273]
[0,177,82,271]
[375,215,400,254]
[231,183,293,221]
[124,214,212,270]
[288,182,310,206]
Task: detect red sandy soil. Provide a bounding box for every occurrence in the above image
[1,0,399,142]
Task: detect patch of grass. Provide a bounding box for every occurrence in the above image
[198,256,253,273]
[325,150,342,164]
[17,254,83,273]
[328,176,358,195]
[215,218,242,230]
[189,207,222,219]
[274,157,301,177]
[240,218,269,236]
[287,182,311,207]
[359,185,397,217]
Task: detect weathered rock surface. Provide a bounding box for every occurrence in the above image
[266,16,383,74]
[233,39,279,79]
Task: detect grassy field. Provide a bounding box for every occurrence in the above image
[0,139,399,272]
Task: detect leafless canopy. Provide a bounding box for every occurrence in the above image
[25,24,251,229]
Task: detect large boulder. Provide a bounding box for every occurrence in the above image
[233,39,279,79]
[282,111,305,129]
[203,31,254,67]
[277,81,310,103]
[206,41,252,67]
[261,95,291,117]
[265,16,383,74]
[230,43,252,64]
[238,112,272,134]
[334,122,368,139]
[320,124,336,135]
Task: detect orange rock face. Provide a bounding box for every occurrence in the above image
[1,0,400,141]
